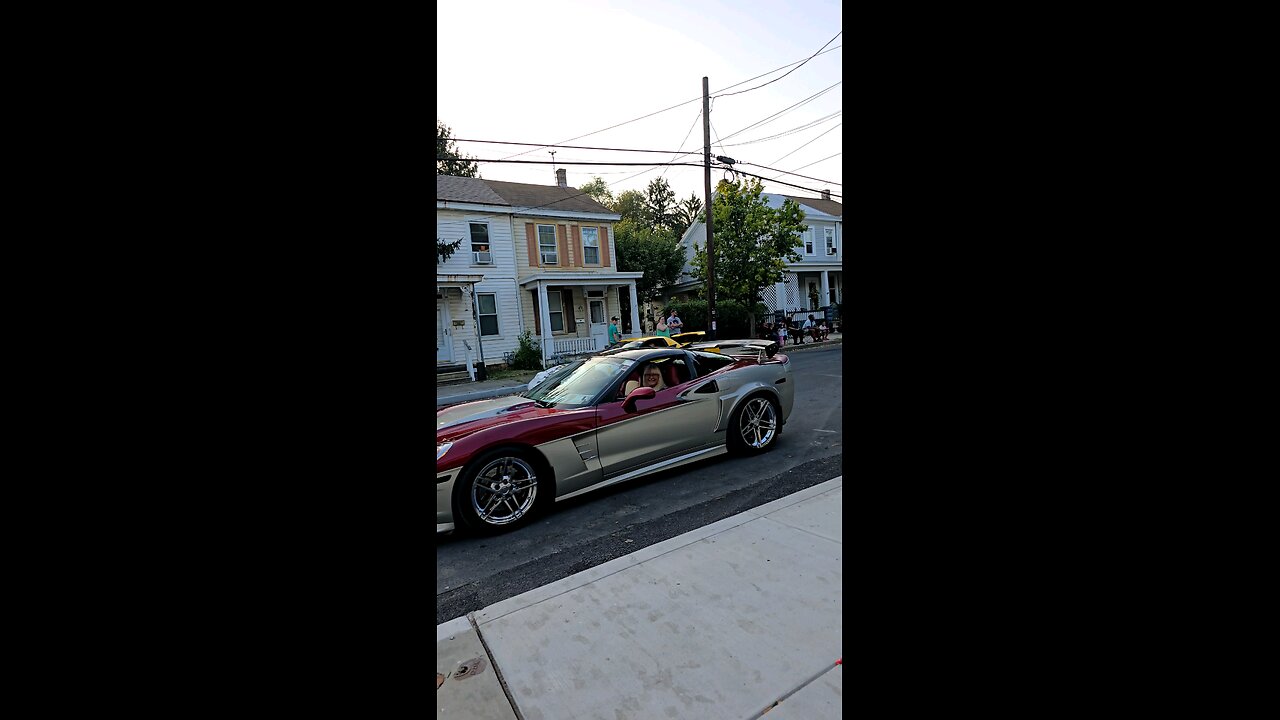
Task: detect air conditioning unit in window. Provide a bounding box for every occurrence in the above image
[473,251,492,265]
[827,248,837,255]
[541,253,557,265]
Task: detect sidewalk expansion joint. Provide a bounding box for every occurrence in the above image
[468,612,526,720]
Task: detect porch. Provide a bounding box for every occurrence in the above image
[518,271,645,366]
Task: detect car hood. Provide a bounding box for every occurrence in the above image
[437,394,556,439]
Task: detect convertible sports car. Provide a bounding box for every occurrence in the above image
[528,332,711,391]
[438,340,793,534]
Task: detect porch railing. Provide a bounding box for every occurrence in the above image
[553,337,598,357]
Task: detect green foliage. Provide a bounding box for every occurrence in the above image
[664,299,766,339]
[675,193,705,236]
[614,190,647,223]
[509,330,544,370]
[437,237,463,264]
[614,222,685,304]
[644,178,678,234]
[578,176,614,207]
[437,120,480,177]
[690,178,806,335]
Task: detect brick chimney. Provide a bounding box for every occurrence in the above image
[821,189,830,201]
[556,168,567,187]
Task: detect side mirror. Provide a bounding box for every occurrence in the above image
[622,385,656,412]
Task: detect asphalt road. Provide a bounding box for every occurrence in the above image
[436,343,843,625]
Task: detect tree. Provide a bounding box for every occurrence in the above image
[613,189,647,224]
[437,120,479,177]
[690,178,806,336]
[643,178,679,234]
[614,221,686,313]
[675,193,705,236]
[577,176,614,207]
[437,237,463,265]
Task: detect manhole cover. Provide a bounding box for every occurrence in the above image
[453,656,487,680]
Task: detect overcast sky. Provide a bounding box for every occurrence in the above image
[437,0,842,205]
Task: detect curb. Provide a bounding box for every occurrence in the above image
[780,337,843,353]
[437,385,527,408]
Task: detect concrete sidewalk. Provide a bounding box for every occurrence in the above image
[436,333,842,408]
[436,477,843,719]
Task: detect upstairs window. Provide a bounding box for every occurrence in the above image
[538,224,558,265]
[470,223,491,265]
[581,227,600,265]
[804,229,815,255]
[825,228,836,256]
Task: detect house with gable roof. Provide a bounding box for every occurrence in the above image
[486,169,643,366]
[665,189,842,323]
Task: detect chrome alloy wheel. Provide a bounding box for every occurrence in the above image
[739,397,778,449]
[470,456,538,526]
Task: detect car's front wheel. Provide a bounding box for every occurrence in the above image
[455,448,545,533]
[728,395,781,454]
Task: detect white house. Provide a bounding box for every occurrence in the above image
[436,176,521,378]
[666,190,842,319]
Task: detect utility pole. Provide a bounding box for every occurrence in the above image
[702,77,716,341]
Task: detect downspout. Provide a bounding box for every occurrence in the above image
[469,284,487,381]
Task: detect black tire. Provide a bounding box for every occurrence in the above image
[727,394,782,455]
[453,447,548,534]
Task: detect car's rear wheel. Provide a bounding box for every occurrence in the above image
[728,395,781,454]
[455,448,545,533]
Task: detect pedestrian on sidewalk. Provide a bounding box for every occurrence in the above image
[776,318,787,347]
[655,316,670,338]
[666,308,684,334]
[608,316,621,344]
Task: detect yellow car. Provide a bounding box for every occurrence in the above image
[607,331,708,351]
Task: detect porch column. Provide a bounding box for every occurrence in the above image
[538,280,553,366]
[821,271,830,309]
[628,283,640,339]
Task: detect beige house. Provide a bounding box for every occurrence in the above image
[486,170,643,365]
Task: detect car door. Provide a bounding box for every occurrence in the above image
[593,356,722,479]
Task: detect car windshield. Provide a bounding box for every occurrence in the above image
[523,356,634,407]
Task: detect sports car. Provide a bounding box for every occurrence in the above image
[438,340,793,534]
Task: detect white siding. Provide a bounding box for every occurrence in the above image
[437,209,522,365]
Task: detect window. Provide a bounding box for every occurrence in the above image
[538,224,558,265]
[825,228,836,256]
[581,227,600,265]
[804,229,814,255]
[546,290,565,332]
[470,223,491,264]
[477,293,499,336]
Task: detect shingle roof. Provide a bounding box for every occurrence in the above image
[484,179,617,215]
[780,194,842,218]
[437,175,509,206]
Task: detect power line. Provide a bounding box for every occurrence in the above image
[486,46,843,163]
[767,123,842,166]
[456,138,692,155]
[658,107,705,183]
[444,158,706,167]
[738,162,841,187]
[784,152,842,174]
[720,111,842,148]
[730,168,841,198]
[714,31,841,99]
[721,81,839,142]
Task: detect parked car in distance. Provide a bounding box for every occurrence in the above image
[439,340,793,534]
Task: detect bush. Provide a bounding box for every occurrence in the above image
[509,330,544,370]
[664,299,766,339]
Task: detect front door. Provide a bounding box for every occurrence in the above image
[588,299,608,349]
[437,304,452,362]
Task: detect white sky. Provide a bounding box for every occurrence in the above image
[437,0,842,205]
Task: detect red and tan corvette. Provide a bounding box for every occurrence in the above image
[436,341,794,534]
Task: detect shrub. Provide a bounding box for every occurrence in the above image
[509,330,544,370]
[664,299,765,339]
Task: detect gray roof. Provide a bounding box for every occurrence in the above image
[485,179,617,215]
[780,194,842,218]
[437,175,509,206]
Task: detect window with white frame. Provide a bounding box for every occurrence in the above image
[477,293,499,336]
[470,223,491,264]
[538,224,558,265]
[804,228,815,255]
[546,290,565,332]
[581,227,600,265]
[825,228,836,256]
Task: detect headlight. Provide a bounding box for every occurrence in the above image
[437,442,453,460]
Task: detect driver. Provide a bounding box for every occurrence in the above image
[641,364,667,391]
